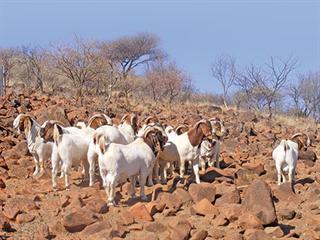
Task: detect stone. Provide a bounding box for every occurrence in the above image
[278,208,296,220]
[244,229,270,240]
[119,209,135,226]
[16,213,35,224]
[3,196,38,220]
[191,198,219,216]
[157,192,183,213]
[168,219,192,240]
[144,222,167,233]
[218,204,243,222]
[145,201,166,216]
[129,202,153,221]
[191,229,208,240]
[63,208,97,232]
[264,226,284,238]
[81,220,112,236]
[238,211,263,229]
[242,179,277,225]
[188,182,216,203]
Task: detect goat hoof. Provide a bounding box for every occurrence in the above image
[53,187,58,192]
[107,200,115,206]
[131,195,137,199]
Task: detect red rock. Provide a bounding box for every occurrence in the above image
[3,196,38,220]
[191,229,208,240]
[168,219,192,240]
[215,188,241,205]
[244,229,270,240]
[63,208,97,232]
[242,179,277,225]
[84,197,108,214]
[264,226,284,238]
[144,222,167,233]
[238,211,263,229]
[173,188,193,205]
[119,209,135,226]
[218,204,243,222]
[145,201,165,216]
[157,192,183,213]
[191,198,219,216]
[16,213,35,224]
[273,182,300,203]
[188,182,216,203]
[129,202,153,221]
[33,224,50,240]
[81,220,112,236]
[278,208,296,220]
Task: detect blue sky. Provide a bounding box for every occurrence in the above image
[0,0,319,93]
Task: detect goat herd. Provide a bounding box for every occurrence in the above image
[12,112,310,206]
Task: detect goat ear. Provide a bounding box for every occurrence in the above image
[23,116,33,133]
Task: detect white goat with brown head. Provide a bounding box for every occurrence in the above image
[96,125,167,205]
[13,114,53,176]
[157,119,213,184]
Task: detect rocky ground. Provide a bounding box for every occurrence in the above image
[0,90,319,240]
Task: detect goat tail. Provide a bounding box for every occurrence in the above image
[280,139,289,151]
[53,124,63,145]
[93,133,110,155]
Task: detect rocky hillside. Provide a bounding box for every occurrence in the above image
[0,91,319,240]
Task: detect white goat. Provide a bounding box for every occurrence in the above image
[200,118,226,170]
[272,133,310,185]
[272,140,298,185]
[41,122,89,190]
[96,125,167,205]
[87,113,138,186]
[157,119,213,184]
[13,114,53,176]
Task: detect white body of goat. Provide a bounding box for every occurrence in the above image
[158,133,200,183]
[97,137,156,205]
[272,139,298,185]
[49,125,90,190]
[87,123,135,186]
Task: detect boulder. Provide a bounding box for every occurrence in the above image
[242,179,277,225]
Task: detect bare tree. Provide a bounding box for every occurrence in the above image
[211,55,236,108]
[146,60,187,103]
[19,46,50,93]
[235,57,297,118]
[52,36,102,103]
[0,48,18,88]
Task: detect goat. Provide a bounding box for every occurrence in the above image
[96,125,167,205]
[41,122,90,190]
[200,117,226,170]
[157,119,213,184]
[272,132,310,185]
[13,114,53,176]
[87,113,138,186]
